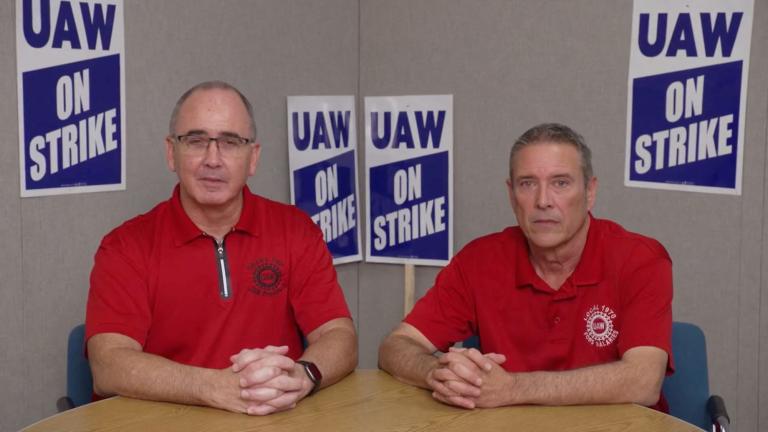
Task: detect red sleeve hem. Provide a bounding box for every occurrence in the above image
[85,323,147,349]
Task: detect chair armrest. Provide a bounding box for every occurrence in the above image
[56,396,75,412]
[707,395,730,432]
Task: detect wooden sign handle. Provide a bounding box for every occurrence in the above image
[404,263,415,316]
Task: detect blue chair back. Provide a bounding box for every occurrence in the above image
[462,335,481,350]
[66,324,93,407]
[662,321,710,430]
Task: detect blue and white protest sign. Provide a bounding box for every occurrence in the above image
[365,95,453,266]
[288,96,361,265]
[626,0,753,195]
[16,0,125,197]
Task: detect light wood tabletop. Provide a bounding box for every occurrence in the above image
[23,370,703,432]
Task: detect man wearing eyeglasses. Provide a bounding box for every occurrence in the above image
[85,81,357,415]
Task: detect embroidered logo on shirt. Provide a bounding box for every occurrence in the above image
[248,258,284,296]
[583,305,619,347]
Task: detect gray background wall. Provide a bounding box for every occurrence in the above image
[0,1,765,431]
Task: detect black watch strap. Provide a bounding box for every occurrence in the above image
[297,360,322,395]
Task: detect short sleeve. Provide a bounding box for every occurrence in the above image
[618,245,674,373]
[288,213,351,336]
[85,233,152,347]
[404,255,475,352]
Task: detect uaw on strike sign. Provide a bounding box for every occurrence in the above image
[288,96,361,265]
[365,95,453,266]
[17,0,125,197]
[626,0,753,195]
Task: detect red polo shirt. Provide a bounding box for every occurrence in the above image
[405,216,673,411]
[86,185,351,368]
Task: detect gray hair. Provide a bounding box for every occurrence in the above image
[168,81,257,138]
[509,123,593,185]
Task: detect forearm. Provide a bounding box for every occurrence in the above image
[300,325,358,389]
[378,334,439,389]
[502,352,665,407]
[89,336,240,411]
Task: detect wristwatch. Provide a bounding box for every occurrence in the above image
[297,360,322,395]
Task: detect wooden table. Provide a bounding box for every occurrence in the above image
[23,370,703,432]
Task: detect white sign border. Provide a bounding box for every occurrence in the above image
[624,0,754,196]
[16,0,127,198]
[286,95,362,265]
[364,94,454,267]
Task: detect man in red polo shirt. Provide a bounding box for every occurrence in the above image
[86,81,356,415]
[379,123,673,411]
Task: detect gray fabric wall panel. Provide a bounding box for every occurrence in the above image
[337,264,360,326]
[357,264,404,367]
[761,115,768,431]
[753,3,768,431]
[729,4,767,430]
[0,2,26,429]
[19,195,127,424]
[124,0,360,205]
[1,0,766,430]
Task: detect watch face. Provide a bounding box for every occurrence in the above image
[298,361,322,395]
[299,361,322,386]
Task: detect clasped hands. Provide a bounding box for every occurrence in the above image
[225,345,505,414]
[426,347,509,409]
[228,345,312,416]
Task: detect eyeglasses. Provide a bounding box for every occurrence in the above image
[174,133,254,156]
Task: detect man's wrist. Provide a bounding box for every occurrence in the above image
[296,360,322,396]
[504,371,530,405]
[422,355,442,388]
[196,367,236,411]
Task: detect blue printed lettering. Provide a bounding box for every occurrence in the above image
[701,13,742,57]
[292,112,311,151]
[328,111,351,149]
[22,0,116,50]
[638,13,666,57]
[79,2,117,50]
[666,13,696,57]
[292,111,352,151]
[415,111,446,149]
[52,1,80,49]
[370,112,391,149]
[638,12,744,58]
[393,111,413,148]
[22,0,51,48]
[311,112,329,149]
[369,111,446,149]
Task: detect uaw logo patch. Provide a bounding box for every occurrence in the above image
[583,305,619,348]
[248,258,285,296]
